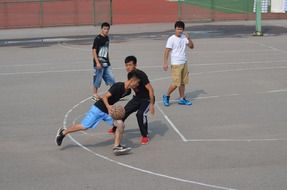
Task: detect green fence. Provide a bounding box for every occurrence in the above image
[183,0,254,14]
[179,0,258,22]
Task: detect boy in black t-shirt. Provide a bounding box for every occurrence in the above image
[55,71,140,155]
[108,56,155,145]
[92,22,115,101]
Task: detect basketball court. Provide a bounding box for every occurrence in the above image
[1,20,287,190]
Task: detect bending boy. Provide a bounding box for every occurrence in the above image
[55,70,140,155]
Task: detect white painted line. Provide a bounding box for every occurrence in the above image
[3,64,286,77]
[194,94,240,100]
[0,69,91,76]
[155,103,188,142]
[58,42,90,52]
[0,63,54,68]
[194,60,287,67]
[155,90,287,143]
[193,49,277,54]
[191,66,287,77]
[267,89,287,93]
[250,41,287,54]
[63,97,237,190]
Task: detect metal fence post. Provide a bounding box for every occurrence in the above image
[178,0,182,20]
[110,0,113,24]
[39,0,44,27]
[211,0,215,21]
[92,0,96,25]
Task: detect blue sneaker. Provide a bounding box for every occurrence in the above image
[162,95,170,106]
[178,98,192,106]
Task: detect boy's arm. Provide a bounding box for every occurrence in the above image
[93,48,102,69]
[163,48,171,71]
[101,91,113,115]
[184,32,194,49]
[145,83,155,115]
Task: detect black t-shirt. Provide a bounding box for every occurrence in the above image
[133,69,150,99]
[92,34,110,67]
[94,82,131,113]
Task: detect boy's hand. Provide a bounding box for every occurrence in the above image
[149,104,155,115]
[163,63,169,71]
[184,32,190,39]
[96,63,102,69]
[107,105,113,115]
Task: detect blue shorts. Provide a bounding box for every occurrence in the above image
[93,66,115,88]
[81,105,113,129]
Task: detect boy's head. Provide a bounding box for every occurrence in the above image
[101,22,110,36]
[174,21,185,37]
[127,70,140,89]
[125,55,137,73]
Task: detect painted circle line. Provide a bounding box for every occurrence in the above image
[63,96,237,190]
[59,39,285,190]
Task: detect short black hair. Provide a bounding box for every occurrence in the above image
[127,70,140,80]
[174,20,185,30]
[101,22,110,29]
[125,55,137,65]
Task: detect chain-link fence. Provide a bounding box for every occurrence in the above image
[0,0,111,28]
[0,0,287,29]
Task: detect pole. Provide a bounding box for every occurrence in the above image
[39,0,44,27]
[93,0,96,26]
[178,0,182,20]
[211,0,215,21]
[110,0,113,25]
[254,0,263,36]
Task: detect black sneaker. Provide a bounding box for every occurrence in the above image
[55,127,65,146]
[113,145,131,156]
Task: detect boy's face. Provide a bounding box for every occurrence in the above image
[129,77,140,89]
[125,61,136,73]
[101,26,110,36]
[175,27,184,37]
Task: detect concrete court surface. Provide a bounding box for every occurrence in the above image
[0,20,287,190]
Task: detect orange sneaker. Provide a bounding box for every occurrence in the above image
[141,137,149,145]
[107,127,116,134]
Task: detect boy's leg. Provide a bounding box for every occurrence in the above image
[123,98,141,121]
[93,68,104,100]
[178,64,192,105]
[167,84,177,96]
[112,120,132,155]
[63,124,86,135]
[163,65,181,106]
[102,66,115,86]
[179,63,189,98]
[113,120,125,146]
[55,124,85,146]
[56,105,103,146]
[136,100,150,144]
[108,97,140,134]
[179,84,185,98]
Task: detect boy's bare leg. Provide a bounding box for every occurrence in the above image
[179,84,185,98]
[93,87,100,100]
[114,120,125,147]
[63,124,86,136]
[56,124,86,146]
[167,84,177,96]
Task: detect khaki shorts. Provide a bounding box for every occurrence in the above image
[171,63,189,87]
